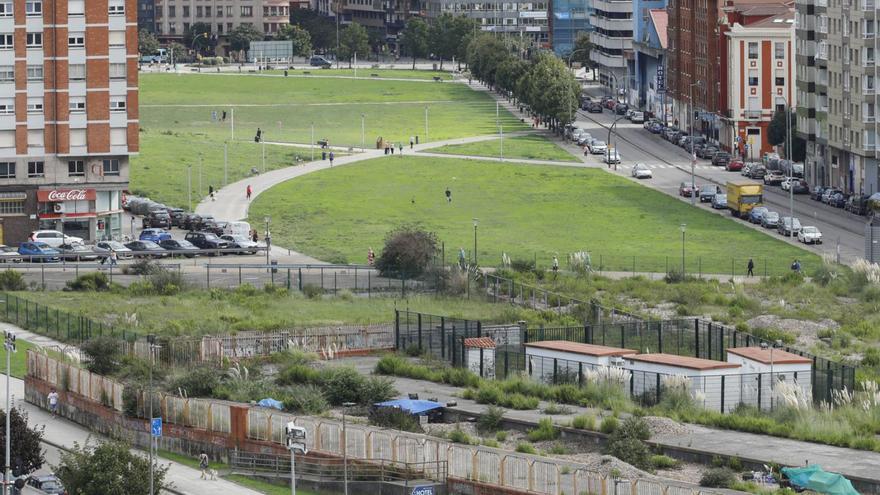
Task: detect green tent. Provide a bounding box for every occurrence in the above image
[781,466,860,495]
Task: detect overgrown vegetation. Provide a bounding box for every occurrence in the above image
[604,417,651,470]
[526,418,560,442]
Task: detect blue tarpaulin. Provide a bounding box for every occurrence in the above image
[374,399,443,415]
[258,398,284,410]
[781,466,860,495]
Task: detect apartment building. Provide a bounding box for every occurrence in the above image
[155,0,290,42]
[589,0,633,87]
[796,0,878,193]
[722,10,794,158]
[550,0,591,56]
[628,0,667,109]
[0,0,137,244]
[425,1,550,46]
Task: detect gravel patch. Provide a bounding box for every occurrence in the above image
[643,416,691,437]
[745,315,839,347]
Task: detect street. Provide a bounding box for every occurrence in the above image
[573,85,865,264]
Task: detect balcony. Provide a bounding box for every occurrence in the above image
[588,14,632,31]
[865,143,877,151]
[817,0,827,6]
[743,110,762,120]
[864,31,876,39]
[866,57,876,67]
[590,0,634,14]
[590,51,627,69]
[865,85,877,94]
[865,0,876,9]
[865,115,876,123]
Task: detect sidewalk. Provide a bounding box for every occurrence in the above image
[3,377,263,495]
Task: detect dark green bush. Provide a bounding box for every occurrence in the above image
[526,418,560,442]
[448,427,474,444]
[515,442,537,454]
[124,259,158,276]
[604,417,652,470]
[600,416,619,434]
[169,366,219,397]
[81,336,122,375]
[65,272,112,291]
[275,364,321,386]
[0,270,26,290]
[302,284,322,299]
[700,468,737,488]
[571,414,596,430]
[148,267,185,295]
[651,455,679,469]
[476,406,505,433]
[375,225,439,279]
[282,384,329,414]
[369,406,423,433]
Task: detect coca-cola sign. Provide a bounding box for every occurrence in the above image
[37,188,96,202]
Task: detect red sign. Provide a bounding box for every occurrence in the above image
[37,188,96,202]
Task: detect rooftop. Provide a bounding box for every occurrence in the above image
[626,353,742,371]
[745,10,795,28]
[727,347,812,365]
[524,340,637,357]
[463,337,496,349]
[648,10,668,49]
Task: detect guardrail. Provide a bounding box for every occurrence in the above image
[229,451,447,483]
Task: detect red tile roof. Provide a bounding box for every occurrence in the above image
[524,341,637,357]
[463,337,496,349]
[626,353,741,371]
[727,347,812,365]
[648,9,668,50]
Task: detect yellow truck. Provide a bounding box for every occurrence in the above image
[727,181,763,217]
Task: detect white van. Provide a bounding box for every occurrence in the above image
[631,112,645,123]
[224,221,251,238]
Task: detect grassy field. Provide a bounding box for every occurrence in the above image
[429,135,579,163]
[248,155,817,274]
[265,68,453,80]
[0,339,36,379]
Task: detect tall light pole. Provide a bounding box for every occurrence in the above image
[311,122,315,161]
[689,81,704,206]
[472,218,479,266]
[265,216,271,266]
[4,331,15,495]
[335,0,340,69]
[342,402,355,495]
[147,337,161,495]
[187,165,192,211]
[778,98,795,232]
[680,224,686,275]
[424,106,429,142]
[566,48,588,124]
[361,114,365,152]
[223,142,228,186]
[761,340,783,408]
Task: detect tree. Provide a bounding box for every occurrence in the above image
[338,22,370,68]
[0,408,45,478]
[768,108,805,161]
[56,441,169,495]
[290,9,336,51]
[81,336,123,375]
[167,42,186,63]
[228,23,264,53]
[275,24,312,56]
[138,30,159,56]
[400,18,429,69]
[428,13,457,69]
[571,33,594,68]
[184,22,212,54]
[452,15,479,67]
[466,34,509,88]
[375,225,439,279]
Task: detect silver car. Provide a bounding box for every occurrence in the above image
[631,163,653,179]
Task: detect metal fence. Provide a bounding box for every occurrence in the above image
[229,451,447,483]
[1,292,126,343]
[27,351,125,412]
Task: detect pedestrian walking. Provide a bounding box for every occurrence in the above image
[458,247,466,270]
[398,142,403,155]
[410,137,414,149]
[109,249,118,266]
[384,144,390,155]
[445,187,452,203]
[255,127,262,143]
[208,185,214,197]
[791,259,801,273]
[246,184,252,200]
[552,256,559,274]
[252,230,259,243]
[199,452,210,480]
[47,388,59,417]
[211,110,217,122]
[222,110,227,121]
[368,247,375,266]
[329,151,334,166]
[747,258,755,277]
[390,144,394,155]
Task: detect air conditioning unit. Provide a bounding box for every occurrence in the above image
[610,357,626,366]
[52,203,65,213]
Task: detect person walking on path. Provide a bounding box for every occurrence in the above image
[246,184,252,200]
[791,259,801,273]
[458,247,466,270]
[390,144,394,155]
[109,249,118,266]
[255,127,262,143]
[747,258,755,277]
[410,137,414,149]
[47,388,59,417]
[208,185,215,201]
[368,247,375,266]
[221,110,227,121]
[552,256,559,274]
[251,230,259,243]
[398,142,403,155]
[329,151,335,166]
[445,187,452,203]
[198,452,210,480]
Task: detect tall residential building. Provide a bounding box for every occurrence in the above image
[0,0,137,244]
[550,0,591,56]
[589,0,633,88]
[797,0,877,193]
[632,8,668,116]
[155,0,290,47]
[722,10,794,159]
[426,1,550,47]
[139,0,157,32]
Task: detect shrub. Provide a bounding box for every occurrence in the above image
[549,443,568,455]
[515,442,537,454]
[148,267,185,295]
[81,336,122,375]
[448,427,474,445]
[122,386,139,417]
[700,468,737,488]
[275,364,321,386]
[476,406,505,433]
[510,258,536,272]
[124,259,158,276]
[542,402,572,415]
[302,284,323,299]
[571,414,596,430]
[604,417,652,470]
[283,384,329,415]
[728,456,743,471]
[375,225,439,279]
[360,376,397,404]
[369,406,422,432]
[404,344,423,357]
[599,416,619,434]
[614,417,651,441]
[482,439,499,448]
[65,272,111,291]
[319,367,366,405]
[0,270,26,290]
[495,431,508,442]
[651,455,679,470]
[169,366,219,397]
[526,418,560,442]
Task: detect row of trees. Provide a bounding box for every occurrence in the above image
[399,14,478,69]
[467,34,580,129]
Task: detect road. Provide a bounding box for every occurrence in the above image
[570,85,866,264]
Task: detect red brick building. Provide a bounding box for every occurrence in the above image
[0,0,136,243]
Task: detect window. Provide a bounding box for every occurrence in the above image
[69,64,86,81]
[217,23,223,34]
[168,5,175,16]
[775,42,785,59]
[110,99,126,112]
[196,6,202,17]
[241,5,253,16]
[225,6,232,16]
[110,128,127,146]
[217,6,223,17]
[67,160,84,177]
[26,33,42,48]
[102,159,120,175]
[25,1,40,16]
[0,163,15,179]
[748,42,758,59]
[0,2,12,17]
[108,3,125,15]
[68,0,84,15]
[27,161,44,178]
[110,63,127,80]
[0,34,13,50]
[0,199,25,214]
[183,5,189,16]
[26,65,42,81]
[69,97,85,113]
[26,98,42,113]
[775,77,785,86]
[0,66,12,83]
[27,129,42,147]
[68,33,85,47]
[0,99,12,115]
[749,76,759,86]
[109,31,125,47]
[69,129,85,146]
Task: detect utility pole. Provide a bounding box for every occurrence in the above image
[224,142,228,186]
[311,123,315,161]
[187,166,192,212]
[4,331,15,495]
[424,106,429,142]
[231,108,235,140]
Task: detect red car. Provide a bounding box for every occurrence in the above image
[679,182,695,197]
[726,159,744,172]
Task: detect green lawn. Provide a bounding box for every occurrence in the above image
[0,339,36,379]
[265,68,453,80]
[248,155,818,274]
[429,135,579,163]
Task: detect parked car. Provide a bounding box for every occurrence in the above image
[615,103,629,115]
[124,240,169,258]
[577,134,593,146]
[697,145,718,159]
[168,208,186,227]
[94,240,134,259]
[158,239,200,257]
[0,245,21,263]
[26,474,66,495]
[798,226,823,244]
[28,230,83,248]
[710,193,727,209]
[792,179,810,194]
[811,186,826,201]
[748,206,769,224]
[679,182,695,197]
[139,228,173,243]
[184,231,230,251]
[761,211,780,229]
[821,188,841,204]
[182,213,203,231]
[604,149,621,164]
[143,210,171,229]
[587,102,603,113]
[630,111,645,123]
[589,140,608,154]
[763,171,785,185]
[741,164,752,177]
[846,194,870,215]
[829,192,848,208]
[631,163,653,179]
[309,55,333,66]
[57,243,99,261]
[778,216,802,236]
[748,166,767,180]
[711,152,732,167]
[221,234,261,254]
[18,242,61,262]
[726,159,744,172]
[699,184,720,202]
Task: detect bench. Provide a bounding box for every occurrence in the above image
[370,73,380,77]
[433,76,442,82]
[303,71,311,75]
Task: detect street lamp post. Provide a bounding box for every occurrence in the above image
[761,340,783,408]
[778,98,795,232]
[311,122,315,161]
[342,402,356,495]
[360,114,365,152]
[680,224,686,276]
[689,81,704,206]
[192,32,209,72]
[607,115,627,170]
[473,218,479,266]
[187,165,192,212]
[147,337,162,495]
[566,48,588,125]
[265,216,271,267]
[4,331,15,495]
[424,106,429,142]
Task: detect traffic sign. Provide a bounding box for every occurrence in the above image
[151,417,162,437]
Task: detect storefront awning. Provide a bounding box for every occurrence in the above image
[0,192,26,201]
